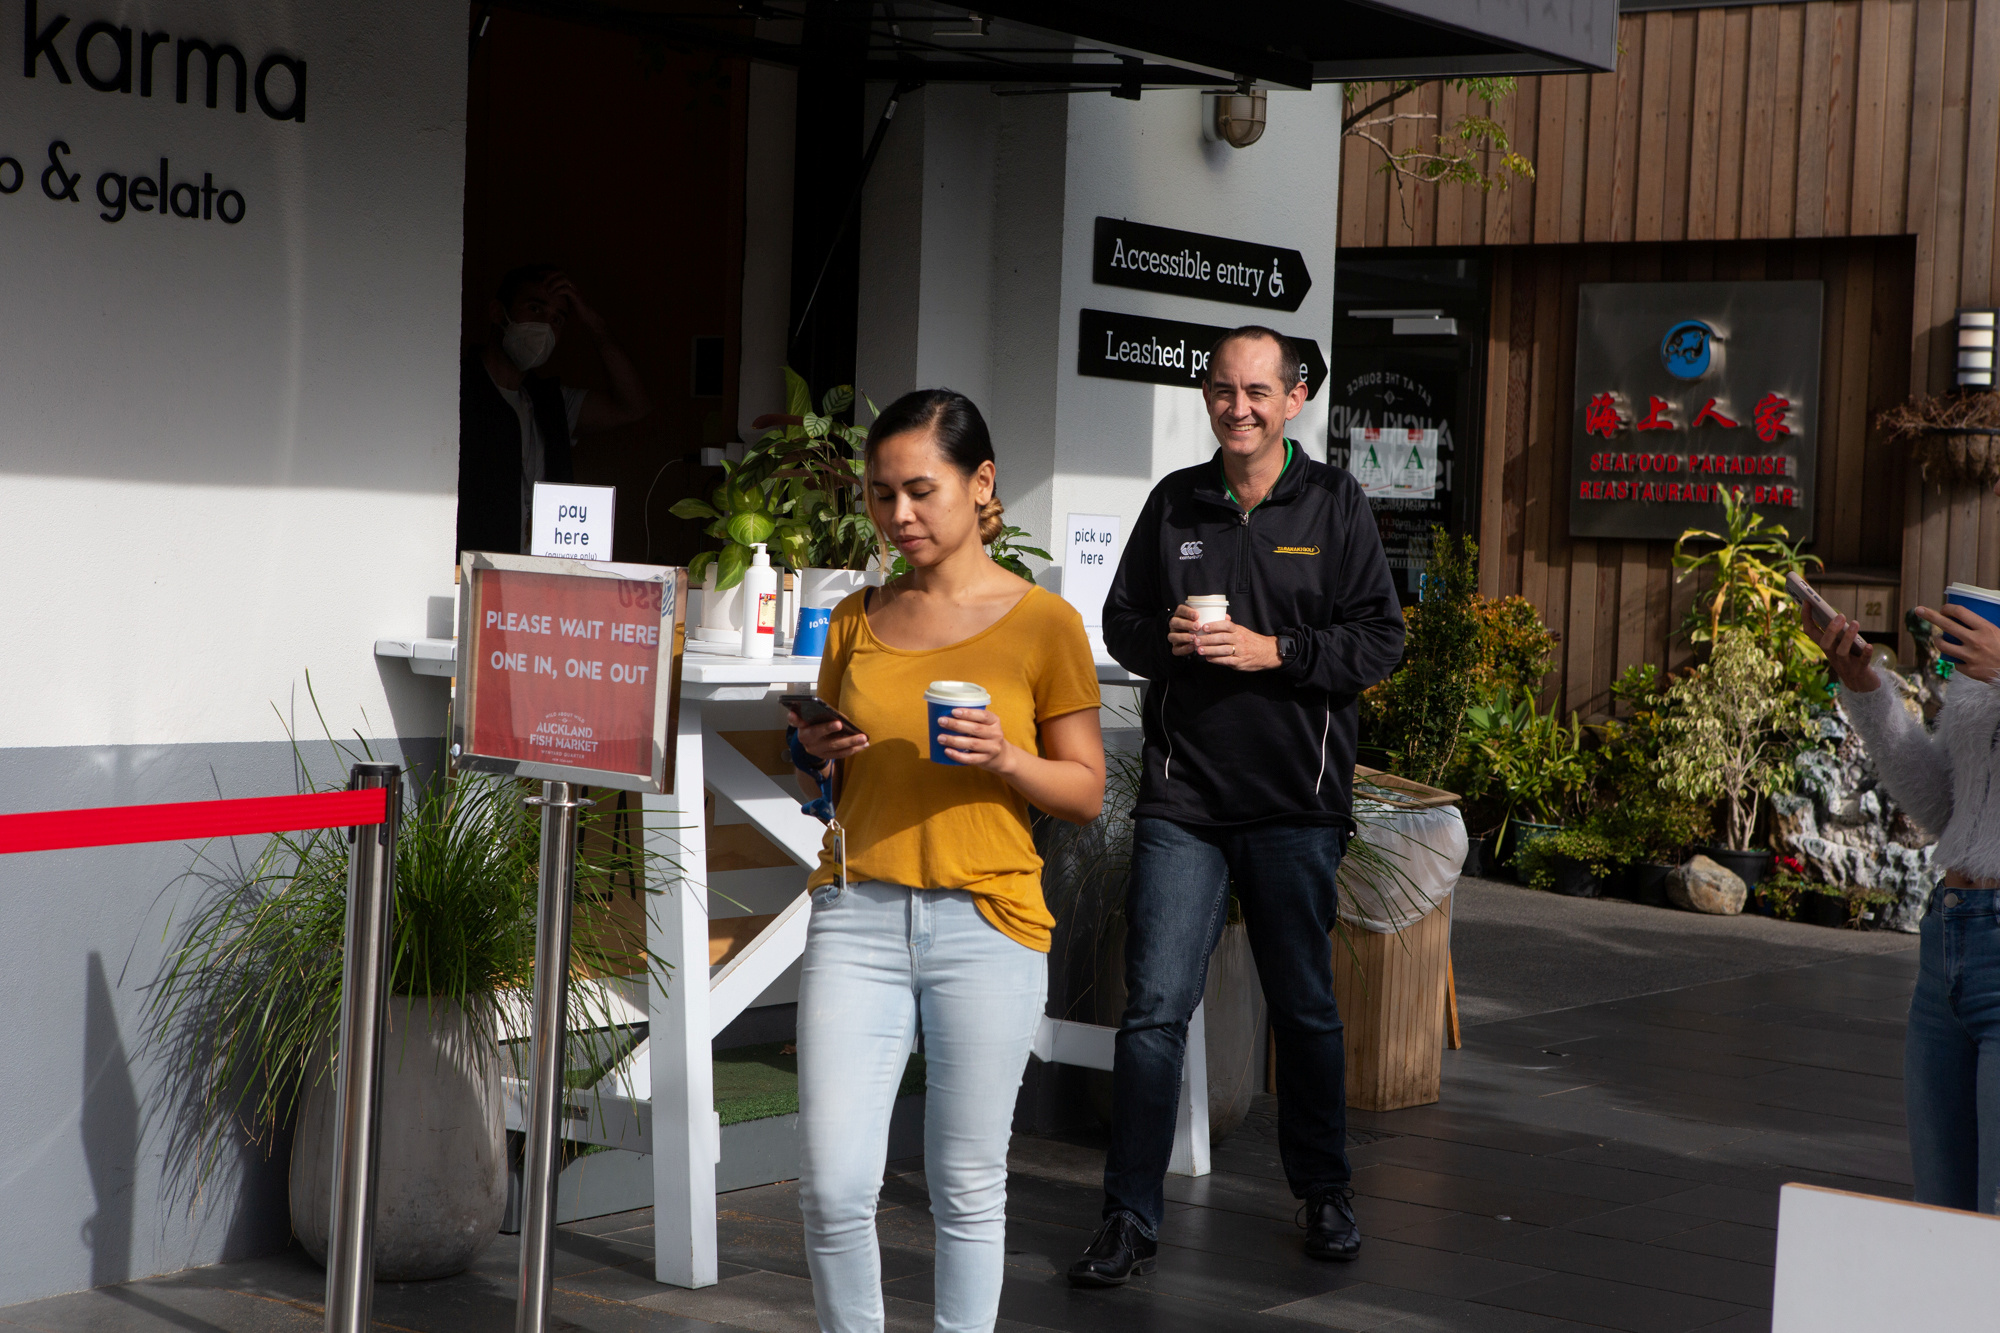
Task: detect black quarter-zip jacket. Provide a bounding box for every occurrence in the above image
[1103,448,1406,830]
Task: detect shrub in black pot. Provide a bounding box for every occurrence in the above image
[1613,861,1676,907]
[1515,827,1620,899]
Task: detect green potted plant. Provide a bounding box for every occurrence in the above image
[150,738,664,1281]
[1658,627,1813,889]
[740,368,886,607]
[1463,686,1595,867]
[1592,664,1712,904]
[1365,528,1482,790]
[1513,825,1624,898]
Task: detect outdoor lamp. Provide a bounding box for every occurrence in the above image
[1204,87,1267,149]
[1958,309,1997,388]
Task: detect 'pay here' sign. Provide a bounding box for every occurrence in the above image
[532,483,617,560]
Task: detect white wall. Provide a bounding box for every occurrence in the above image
[0,0,466,1302]
[1047,88,1343,574]
[0,0,465,751]
[854,83,1344,594]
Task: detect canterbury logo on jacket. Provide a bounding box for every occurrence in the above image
[1102,447,1406,830]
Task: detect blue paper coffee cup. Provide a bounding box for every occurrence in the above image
[792,606,831,658]
[926,680,990,764]
[1944,583,2000,648]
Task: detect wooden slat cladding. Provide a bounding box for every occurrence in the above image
[1475,238,1914,719]
[1341,0,2000,665]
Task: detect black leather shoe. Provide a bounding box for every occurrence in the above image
[1067,1214,1158,1287]
[1301,1186,1361,1262]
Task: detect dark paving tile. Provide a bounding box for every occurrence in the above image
[1646,1185,1783,1230]
[1362,1135,1695,1206]
[1687,1310,1771,1332]
[890,1268,1335,1333]
[1384,1213,1550,1255]
[1351,1163,1623,1229]
[1471,1226,1773,1308]
[0,1285,320,1333]
[1653,1221,1776,1267]
[1562,1207,1705,1244]
[1266,1281,1605,1331]
[1473,1271,1752,1333]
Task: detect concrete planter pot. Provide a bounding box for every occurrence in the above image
[290,998,506,1281]
[1091,918,1267,1143]
[798,567,883,611]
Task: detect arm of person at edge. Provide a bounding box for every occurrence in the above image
[1809,608,1960,837]
[1179,481,1406,689]
[1101,488,1181,682]
[545,273,651,432]
[785,707,1106,825]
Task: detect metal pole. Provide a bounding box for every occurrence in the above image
[324,762,400,1333]
[516,780,588,1333]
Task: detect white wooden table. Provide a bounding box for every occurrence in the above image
[375,639,1200,1291]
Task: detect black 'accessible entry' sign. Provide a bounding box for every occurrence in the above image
[1078,308,1326,399]
[1093,217,1311,313]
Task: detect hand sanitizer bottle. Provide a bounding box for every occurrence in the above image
[740,543,778,660]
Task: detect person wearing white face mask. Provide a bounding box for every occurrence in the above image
[457,263,651,556]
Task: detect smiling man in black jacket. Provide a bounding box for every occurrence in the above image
[1069,326,1405,1286]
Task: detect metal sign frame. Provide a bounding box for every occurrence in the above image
[452,552,688,795]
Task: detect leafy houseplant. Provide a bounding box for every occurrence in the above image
[742,368,882,573]
[1671,488,1829,701]
[669,457,814,593]
[1463,687,1595,850]
[1513,826,1623,897]
[150,750,665,1275]
[1659,627,1813,852]
[1365,528,1482,789]
[1591,664,1712,863]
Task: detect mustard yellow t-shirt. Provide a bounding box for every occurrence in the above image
[806,584,1102,951]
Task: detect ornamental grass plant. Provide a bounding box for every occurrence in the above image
[148,717,670,1185]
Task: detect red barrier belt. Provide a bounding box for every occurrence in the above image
[0,787,390,855]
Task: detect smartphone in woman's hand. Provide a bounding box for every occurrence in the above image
[1786,573,1870,657]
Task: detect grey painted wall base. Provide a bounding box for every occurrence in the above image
[504,1095,927,1228]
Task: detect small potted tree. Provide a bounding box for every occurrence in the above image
[1658,628,1812,888]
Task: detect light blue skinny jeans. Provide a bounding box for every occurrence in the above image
[796,880,1047,1333]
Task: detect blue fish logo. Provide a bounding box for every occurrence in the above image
[1661,320,1715,380]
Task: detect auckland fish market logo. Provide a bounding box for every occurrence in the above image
[1660,320,1717,380]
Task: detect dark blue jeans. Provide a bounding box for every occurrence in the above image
[1101,817,1351,1236]
[1906,886,2000,1213]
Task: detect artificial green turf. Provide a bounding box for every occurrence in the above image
[712,1042,927,1125]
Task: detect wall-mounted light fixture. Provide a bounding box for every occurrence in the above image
[1202,87,1267,149]
[1958,309,1997,388]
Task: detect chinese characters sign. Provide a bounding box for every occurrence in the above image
[453,554,688,794]
[1571,281,1822,541]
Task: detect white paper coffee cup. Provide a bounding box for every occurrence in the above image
[1188,594,1230,626]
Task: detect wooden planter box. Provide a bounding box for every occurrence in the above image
[1329,899,1453,1112]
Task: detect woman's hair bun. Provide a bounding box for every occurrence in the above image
[977,497,1005,546]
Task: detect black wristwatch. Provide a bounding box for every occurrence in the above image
[1275,632,1298,665]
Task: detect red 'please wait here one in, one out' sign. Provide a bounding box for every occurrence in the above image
[454,555,686,794]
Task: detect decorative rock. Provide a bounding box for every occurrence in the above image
[1667,855,1747,915]
[1771,688,1937,933]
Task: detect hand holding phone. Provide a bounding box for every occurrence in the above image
[1786,573,1870,658]
[781,694,870,764]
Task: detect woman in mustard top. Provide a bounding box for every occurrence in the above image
[787,389,1105,1333]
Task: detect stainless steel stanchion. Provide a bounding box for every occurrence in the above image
[324,762,401,1333]
[516,780,591,1333]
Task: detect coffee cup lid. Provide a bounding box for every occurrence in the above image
[1188,594,1229,604]
[925,680,989,703]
